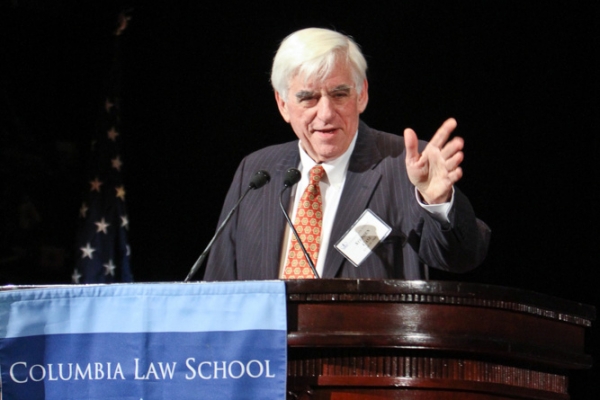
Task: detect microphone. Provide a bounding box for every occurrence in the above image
[279,168,320,279]
[248,170,271,189]
[283,168,301,188]
[184,170,271,282]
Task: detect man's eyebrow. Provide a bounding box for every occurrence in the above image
[329,84,352,93]
[295,90,316,99]
[294,85,352,100]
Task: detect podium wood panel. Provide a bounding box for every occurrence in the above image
[285,280,595,400]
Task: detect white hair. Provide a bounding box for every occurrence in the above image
[271,28,368,99]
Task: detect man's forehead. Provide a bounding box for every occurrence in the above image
[291,63,354,90]
[291,73,353,92]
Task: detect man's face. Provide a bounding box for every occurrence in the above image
[275,60,369,163]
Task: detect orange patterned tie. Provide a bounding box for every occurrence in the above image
[283,165,326,279]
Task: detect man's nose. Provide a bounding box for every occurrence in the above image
[316,96,335,122]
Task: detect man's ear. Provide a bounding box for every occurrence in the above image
[275,91,291,123]
[357,79,369,114]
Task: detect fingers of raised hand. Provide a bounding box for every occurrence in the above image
[440,136,464,159]
[445,148,464,171]
[448,166,463,184]
[428,118,458,149]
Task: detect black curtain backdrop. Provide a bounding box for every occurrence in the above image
[1,1,598,397]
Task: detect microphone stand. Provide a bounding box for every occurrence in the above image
[184,170,270,282]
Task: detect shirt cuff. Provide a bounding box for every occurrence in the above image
[414,187,454,224]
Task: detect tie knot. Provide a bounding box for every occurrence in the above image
[309,165,326,184]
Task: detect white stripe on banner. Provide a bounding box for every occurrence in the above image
[0,281,288,399]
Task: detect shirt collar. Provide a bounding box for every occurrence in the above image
[297,130,358,187]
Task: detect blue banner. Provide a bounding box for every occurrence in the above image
[0,282,287,399]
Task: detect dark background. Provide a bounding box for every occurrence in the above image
[1,0,598,397]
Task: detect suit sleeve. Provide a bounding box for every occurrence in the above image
[417,187,491,273]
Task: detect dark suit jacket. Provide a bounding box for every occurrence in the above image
[203,121,490,281]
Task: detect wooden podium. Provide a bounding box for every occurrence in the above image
[285,280,595,400]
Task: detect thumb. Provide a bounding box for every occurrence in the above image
[404,128,420,162]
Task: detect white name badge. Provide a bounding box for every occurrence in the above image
[334,209,392,267]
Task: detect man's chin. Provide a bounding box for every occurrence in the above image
[312,146,346,163]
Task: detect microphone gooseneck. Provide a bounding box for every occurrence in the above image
[279,168,320,279]
[184,170,271,282]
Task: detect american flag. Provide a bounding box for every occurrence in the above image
[72,11,133,284]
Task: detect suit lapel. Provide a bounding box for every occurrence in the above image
[261,143,300,278]
[322,123,383,278]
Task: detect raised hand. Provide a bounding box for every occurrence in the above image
[404,118,464,204]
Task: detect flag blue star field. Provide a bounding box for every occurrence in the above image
[73,12,133,284]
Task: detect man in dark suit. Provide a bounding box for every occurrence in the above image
[203,28,490,281]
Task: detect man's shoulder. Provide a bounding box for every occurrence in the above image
[358,121,406,156]
[238,139,299,170]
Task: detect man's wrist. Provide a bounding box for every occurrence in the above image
[415,187,454,223]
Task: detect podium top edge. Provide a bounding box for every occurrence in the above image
[283,279,596,321]
[1,279,595,321]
